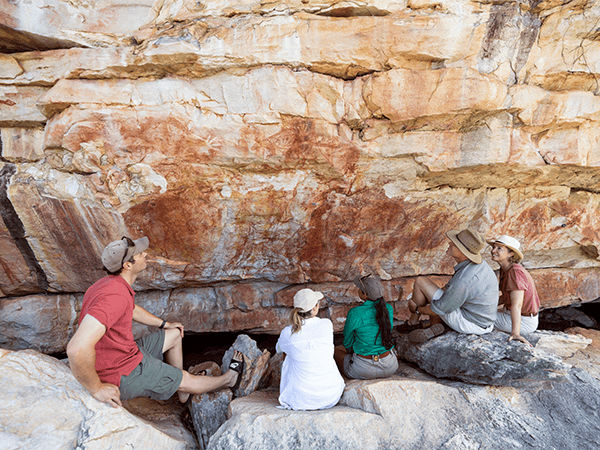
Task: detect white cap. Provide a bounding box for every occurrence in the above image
[293,288,324,313]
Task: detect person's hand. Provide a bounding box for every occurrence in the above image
[165,321,184,337]
[508,333,532,346]
[92,383,122,408]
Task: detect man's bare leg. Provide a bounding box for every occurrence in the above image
[177,350,243,399]
[162,328,188,402]
[407,277,443,326]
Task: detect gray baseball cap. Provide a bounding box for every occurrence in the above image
[353,273,384,300]
[101,236,149,272]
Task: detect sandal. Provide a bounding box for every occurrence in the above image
[408,323,445,344]
[228,352,245,397]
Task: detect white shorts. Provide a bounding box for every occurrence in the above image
[433,289,494,335]
[494,310,538,334]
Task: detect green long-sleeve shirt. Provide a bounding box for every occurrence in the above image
[343,300,394,356]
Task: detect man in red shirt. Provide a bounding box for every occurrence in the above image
[67,236,243,408]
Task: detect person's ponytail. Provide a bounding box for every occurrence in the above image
[374,297,394,349]
[290,308,312,334]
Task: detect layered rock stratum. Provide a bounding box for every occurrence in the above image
[1,0,600,352]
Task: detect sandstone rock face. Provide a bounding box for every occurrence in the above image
[0,348,196,449]
[1,0,600,352]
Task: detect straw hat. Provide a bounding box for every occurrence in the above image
[446,228,486,264]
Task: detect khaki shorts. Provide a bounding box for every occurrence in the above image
[119,330,183,401]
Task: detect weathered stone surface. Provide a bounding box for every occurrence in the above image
[533,329,592,358]
[0,86,48,125]
[396,330,575,386]
[122,397,198,449]
[208,388,391,450]
[208,371,600,450]
[0,0,156,53]
[134,13,486,79]
[222,334,271,398]
[523,1,600,93]
[7,164,123,293]
[145,0,408,23]
[565,327,600,380]
[0,293,80,354]
[1,127,45,162]
[0,348,194,449]
[190,389,233,450]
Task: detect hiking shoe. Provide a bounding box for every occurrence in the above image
[408,323,445,344]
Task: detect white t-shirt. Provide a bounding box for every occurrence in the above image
[276,316,345,410]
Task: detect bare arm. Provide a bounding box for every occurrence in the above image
[66,314,122,407]
[132,305,184,337]
[508,291,531,346]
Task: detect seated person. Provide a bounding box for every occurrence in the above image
[276,288,345,410]
[67,236,243,408]
[335,273,399,380]
[407,228,498,343]
[488,235,540,345]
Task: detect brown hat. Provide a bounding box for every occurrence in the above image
[353,273,385,300]
[102,236,149,272]
[446,228,485,264]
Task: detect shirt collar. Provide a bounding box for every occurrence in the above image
[454,259,472,272]
[111,275,136,297]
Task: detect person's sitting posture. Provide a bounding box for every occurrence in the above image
[489,235,540,346]
[67,236,243,408]
[407,228,498,343]
[335,273,399,380]
[276,288,345,410]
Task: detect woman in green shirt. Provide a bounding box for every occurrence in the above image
[337,273,398,379]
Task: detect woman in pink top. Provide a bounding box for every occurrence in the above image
[488,235,540,346]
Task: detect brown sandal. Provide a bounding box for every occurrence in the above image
[408,324,445,344]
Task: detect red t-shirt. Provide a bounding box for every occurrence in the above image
[499,264,540,316]
[79,276,143,386]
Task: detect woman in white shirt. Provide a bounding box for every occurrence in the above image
[276,288,345,410]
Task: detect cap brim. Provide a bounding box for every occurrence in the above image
[132,236,149,256]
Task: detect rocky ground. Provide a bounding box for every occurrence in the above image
[4,318,600,450]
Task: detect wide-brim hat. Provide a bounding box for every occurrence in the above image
[353,273,385,301]
[487,235,524,261]
[102,236,149,272]
[446,228,485,264]
[293,288,324,313]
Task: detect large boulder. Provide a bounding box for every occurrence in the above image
[207,368,600,450]
[396,330,588,386]
[0,348,196,450]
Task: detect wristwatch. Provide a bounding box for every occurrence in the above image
[159,319,167,329]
